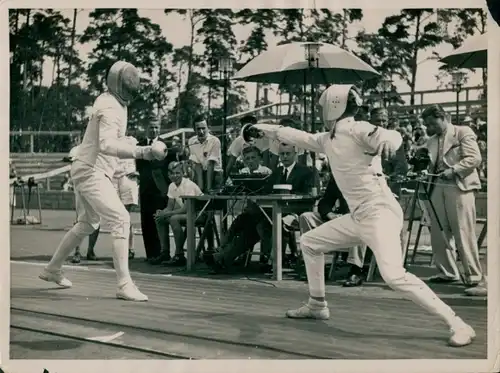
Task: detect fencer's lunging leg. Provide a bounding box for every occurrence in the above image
[286,215,361,320]
[361,207,475,347]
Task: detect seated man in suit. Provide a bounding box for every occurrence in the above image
[154,162,204,266]
[268,117,307,170]
[210,146,272,272]
[299,173,368,287]
[211,144,313,272]
[259,143,315,270]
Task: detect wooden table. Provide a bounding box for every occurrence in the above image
[183,194,318,280]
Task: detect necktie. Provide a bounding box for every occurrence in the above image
[282,168,288,183]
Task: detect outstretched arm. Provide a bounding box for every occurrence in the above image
[251,124,324,153]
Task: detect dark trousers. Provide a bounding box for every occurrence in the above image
[139,191,167,259]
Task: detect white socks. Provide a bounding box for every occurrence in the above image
[301,245,326,298]
[47,230,84,271]
[112,237,133,287]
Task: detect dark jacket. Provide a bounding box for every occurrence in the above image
[135,137,170,196]
[272,163,315,194]
[317,175,349,221]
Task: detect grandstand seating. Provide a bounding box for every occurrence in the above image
[10,153,69,190]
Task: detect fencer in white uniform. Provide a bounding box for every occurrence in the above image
[39,61,167,302]
[241,84,475,347]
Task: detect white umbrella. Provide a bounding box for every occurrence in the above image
[440,33,488,69]
[233,42,380,85]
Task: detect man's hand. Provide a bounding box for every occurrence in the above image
[438,168,455,180]
[154,209,171,223]
[326,212,337,221]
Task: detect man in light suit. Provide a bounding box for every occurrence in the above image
[421,104,485,295]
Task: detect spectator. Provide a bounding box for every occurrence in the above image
[188,115,223,192]
[154,162,204,266]
[136,120,169,264]
[421,104,485,296]
[226,115,270,176]
[268,117,307,171]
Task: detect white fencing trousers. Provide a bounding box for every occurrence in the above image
[71,161,130,239]
[299,212,366,268]
[300,203,457,325]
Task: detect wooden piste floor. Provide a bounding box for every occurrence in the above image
[10,261,487,360]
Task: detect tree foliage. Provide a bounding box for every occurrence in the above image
[9,7,487,148]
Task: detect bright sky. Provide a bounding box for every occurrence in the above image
[42,8,484,109]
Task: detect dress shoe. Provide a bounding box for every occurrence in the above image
[342,274,364,287]
[71,252,81,264]
[164,254,187,267]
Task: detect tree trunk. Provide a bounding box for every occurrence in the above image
[341,9,347,48]
[207,63,213,120]
[185,11,196,92]
[409,13,422,108]
[175,64,183,129]
[21,10,31,126]
[66,9,78,126]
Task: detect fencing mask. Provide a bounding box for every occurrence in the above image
[106,61,141,106]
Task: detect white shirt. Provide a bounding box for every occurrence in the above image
[227,135,270,158]
[260,118,402,218]
[75,92,128,179]
[239,164,272,175]
[167,177,203,208]
[281,162,296,181]
[188,134,222,171]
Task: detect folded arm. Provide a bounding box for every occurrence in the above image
[451,129,482,178]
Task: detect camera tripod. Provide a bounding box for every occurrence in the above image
[401,174,467,285]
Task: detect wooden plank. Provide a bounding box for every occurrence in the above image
[10,263,487,360]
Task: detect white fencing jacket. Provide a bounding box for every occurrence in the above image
[253,117,403,219]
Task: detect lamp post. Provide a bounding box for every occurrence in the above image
[218,56,233,181]
[380,77,392,108]
[451,70,466,125]
[304,43,321,165]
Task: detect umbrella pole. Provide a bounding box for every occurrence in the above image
[310,67,316,166]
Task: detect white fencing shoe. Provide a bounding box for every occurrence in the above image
[286,301,330,320]
[448,320,476,347]
[39,269,72,288]
[116,282,148,302]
